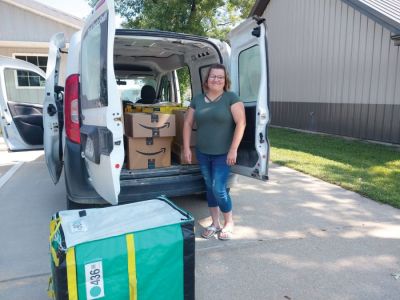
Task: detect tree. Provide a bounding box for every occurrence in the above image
[87,0,255,99]
[88,0,254,40]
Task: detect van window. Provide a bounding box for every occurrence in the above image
[177,66,192,101]
[81,12,109,109]
[239,45,260,102]
[3,68,45,105]
[158,75,170,102]
[118,77,156,103]
[199,65,211,94]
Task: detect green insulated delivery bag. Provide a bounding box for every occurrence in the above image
[48,196,194,300]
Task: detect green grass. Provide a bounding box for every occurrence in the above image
[269,127,400,208]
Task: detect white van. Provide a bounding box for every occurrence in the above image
[0,56,46,151]
[43,0,270,208]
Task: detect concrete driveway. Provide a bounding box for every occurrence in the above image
[0,137,399,299]
[190,167,400,299]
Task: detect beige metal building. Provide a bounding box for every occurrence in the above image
[251,0,400,144]
[0,0,83,79]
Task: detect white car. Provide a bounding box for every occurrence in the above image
[43,0,271,208]
[0,56,46,151]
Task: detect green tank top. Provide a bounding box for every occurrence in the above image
[190,91,241,155]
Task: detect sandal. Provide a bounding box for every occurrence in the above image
[201,225,221,239]
[218,228,233,241]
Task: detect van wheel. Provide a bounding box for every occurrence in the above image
[66,197,93,210]
[67,197,111,210]
[67,197,81,210]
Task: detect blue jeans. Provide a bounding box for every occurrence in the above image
[196,150,232,213]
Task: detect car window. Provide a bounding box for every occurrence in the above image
[3,68,45,105]
[177,66,192,101]
[81,12,108,109]
[158,75,170,102]
[199,65,211,94]
[117,77,156,102]
[238,45,261,103]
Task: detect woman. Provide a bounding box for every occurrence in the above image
[183,63,246,240]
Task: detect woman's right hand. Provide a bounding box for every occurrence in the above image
[183,147,192,164]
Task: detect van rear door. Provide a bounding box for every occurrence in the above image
[228,17,270,180]
[43,33,65,183]
[79,0,124,205]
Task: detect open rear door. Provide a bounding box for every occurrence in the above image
[79,0,124,205]
[43,33,65,184]
[228,17,270,180]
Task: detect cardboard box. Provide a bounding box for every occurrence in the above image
[171,142,198,165]
[124,113,176,138]
[136,103,182,114]
[173,109,197,146]
[126,136,172,169]
[124,103,134,113]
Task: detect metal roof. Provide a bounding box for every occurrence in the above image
[249,0,270,17]
[250,0,400,34]
[343,0,400,34]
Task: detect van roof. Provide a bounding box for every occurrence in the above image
[116,29,214,42]
[113,29,224,74]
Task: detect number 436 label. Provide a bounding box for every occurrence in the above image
[85,261,105,299]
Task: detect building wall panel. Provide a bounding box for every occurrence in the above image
[0,1,77,42]
[271,102,400,144]
[264,0,400,143]
[391,106,400,142]
[0,47,48,56]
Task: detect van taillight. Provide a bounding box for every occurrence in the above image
[65,74,80,144]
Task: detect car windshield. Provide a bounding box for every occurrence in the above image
[117,77,156,103]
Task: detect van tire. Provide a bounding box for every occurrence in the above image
[66,197,95,210]
[67,197,112,210]
[66,197,83,210]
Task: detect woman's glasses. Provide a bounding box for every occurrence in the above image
[209,75,225,81]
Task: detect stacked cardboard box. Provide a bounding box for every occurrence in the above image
[172,109,198,164]
[136,102,182,114]
[124,112,176,169]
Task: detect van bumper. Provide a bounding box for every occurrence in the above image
[64,138,237,206]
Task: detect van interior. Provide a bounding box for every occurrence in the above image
[111,30,257,177]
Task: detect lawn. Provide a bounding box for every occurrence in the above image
[268,127,400,208]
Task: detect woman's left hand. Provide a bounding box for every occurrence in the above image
[227,149,237,166]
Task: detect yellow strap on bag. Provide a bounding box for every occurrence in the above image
[47,276,55,299]
[49,217,62,242]
[50,247,60,267]
[49,218,62,267]
[126,234,137,300]
[66,247,78,300]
